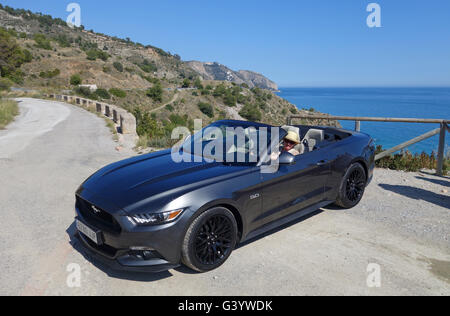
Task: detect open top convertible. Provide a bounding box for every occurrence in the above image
[74,120,375,272]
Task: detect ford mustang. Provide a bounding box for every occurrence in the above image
[74,120,375,273]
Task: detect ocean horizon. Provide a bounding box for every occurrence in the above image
[277,87,450,155]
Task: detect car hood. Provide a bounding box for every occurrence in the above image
[79,149,248,212]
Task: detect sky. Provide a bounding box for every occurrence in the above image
[2,0,450,87]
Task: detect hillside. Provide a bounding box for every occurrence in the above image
[0,5,339,148]
[186,61,278,91]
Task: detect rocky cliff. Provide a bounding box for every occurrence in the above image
[186,61,278,91]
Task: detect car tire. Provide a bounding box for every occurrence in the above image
[181,207,238,273]
[335,162,367,209]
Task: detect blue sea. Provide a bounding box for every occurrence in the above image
[277,87,450,155]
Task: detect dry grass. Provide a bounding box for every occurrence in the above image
[0,99,19,129]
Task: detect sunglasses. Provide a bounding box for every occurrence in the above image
[284,140,296,146]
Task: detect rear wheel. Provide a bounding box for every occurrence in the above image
[335,163,367,209]
[182,207,238,272]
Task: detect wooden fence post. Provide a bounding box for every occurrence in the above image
[436,123,446,176]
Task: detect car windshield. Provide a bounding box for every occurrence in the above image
[181,122,281,164]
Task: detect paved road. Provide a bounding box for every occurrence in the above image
[0,98,448,296]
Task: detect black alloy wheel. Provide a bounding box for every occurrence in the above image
[182,207,238,272]
[194,215,234,265]
[335,163,367,209]
[345,168,366,202]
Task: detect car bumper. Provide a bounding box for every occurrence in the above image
[75,232,179,273]
[74,199,193,273]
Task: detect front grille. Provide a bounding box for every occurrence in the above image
[80,232,118,258]
[76,196,122,234]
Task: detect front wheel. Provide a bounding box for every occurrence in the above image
[335,163,367,209]
[181,207,238,272]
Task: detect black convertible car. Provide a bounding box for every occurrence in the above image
[74,120,375,273]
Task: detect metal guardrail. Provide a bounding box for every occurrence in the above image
[288,114,449,176]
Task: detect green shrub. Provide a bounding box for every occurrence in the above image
[0,28,32,79]
[109,88,127,98]
[194,78,203,89]
[95,88,110,99]
[182,78,191,88]
[0,99,19,129]
[54,34,72,47]
[224,92,237,107]
[141,75,160,84]
[241,83,249,89]
[239,104,262,121]
[113,62,123,72]
[0,78,13,91]
[133,108,163,137]
[137,59,157,73]
[198,102,214,118]
[74,86,97,100]
[39,68,60,79]
[374,145,449,174]
[70,74,82,86]
[33,34,52,50]
[165,104,174,112]
[22,49,33,63]
[86,49,109,61]
[237,94,248,104]
[146,82,163,102]
[213,84,226,97]
[7,69,24,84]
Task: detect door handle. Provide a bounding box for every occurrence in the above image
[317,160,328,166]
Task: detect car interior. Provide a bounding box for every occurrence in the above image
[281,125,351,155]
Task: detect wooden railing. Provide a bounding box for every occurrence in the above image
[288,114,450,176]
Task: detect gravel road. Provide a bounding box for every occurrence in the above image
[0,98,448,296]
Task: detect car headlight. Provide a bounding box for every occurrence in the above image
[128,209,184,226]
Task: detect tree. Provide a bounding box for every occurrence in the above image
[198,102,214,118]
[146,82,163,102]
[86,49,109,61]
[138,59,157,73]
[182,78,191,88]
[194,78,203,89]
[95,88,110,99]
[0,28,32,82]
[86,49,97,60]
[239,104,262,121]
[213,84,226,97]
[33,33,52,50]
[113,62,123,72]
[70,74,82,86]
[224,91,237,107]
[134,108,162,137]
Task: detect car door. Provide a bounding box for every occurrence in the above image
[259,148,331,226]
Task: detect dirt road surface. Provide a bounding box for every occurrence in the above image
[0,98,448,296]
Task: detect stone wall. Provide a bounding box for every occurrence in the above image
[48,94,137,135]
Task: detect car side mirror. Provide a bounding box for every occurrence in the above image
[279,152,295,165]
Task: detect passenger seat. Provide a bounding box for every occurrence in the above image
[302,129,324,152]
